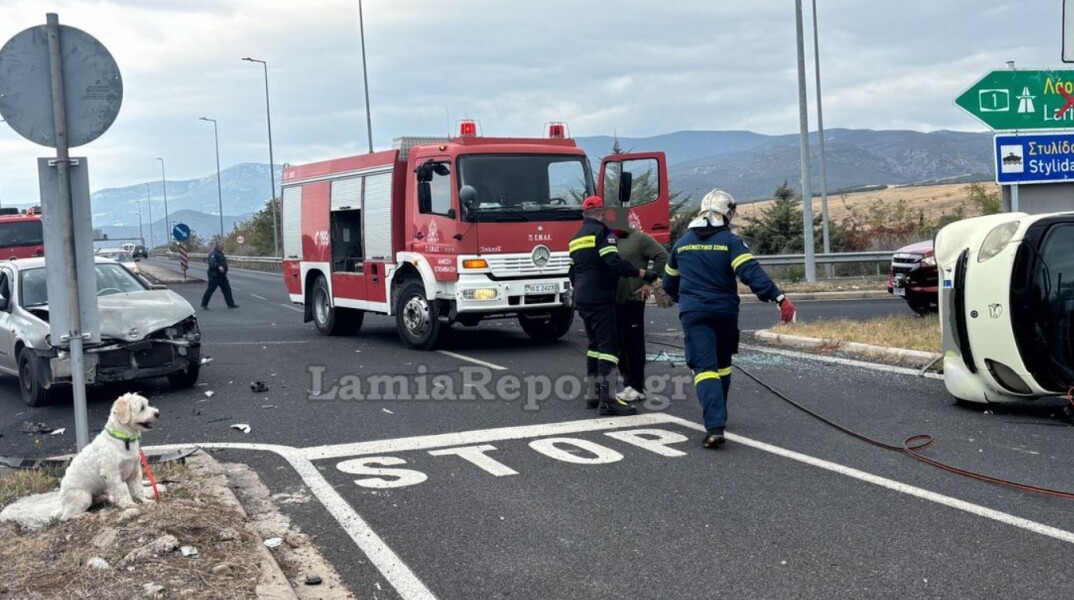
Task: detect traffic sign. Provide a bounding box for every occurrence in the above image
[172,222,190,241]
[994,133,1074,184]
[955,69,1074,130]
[236,235,245,245]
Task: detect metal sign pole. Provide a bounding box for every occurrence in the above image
[46,13,89,450]
[1011,183,1020,212]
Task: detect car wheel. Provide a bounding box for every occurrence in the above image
[395,280,442,350]
[312,275,364,336]
[518,308,574,342]
[167,363,201,389]
[18,348,52,407]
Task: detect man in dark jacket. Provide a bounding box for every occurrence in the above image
[569,196,658,416]
[200,241,238,309]
[663,189,795,448]
[612,224,668,403]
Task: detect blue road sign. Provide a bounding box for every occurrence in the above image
[995,132,1074,184]
[172,222,191,242]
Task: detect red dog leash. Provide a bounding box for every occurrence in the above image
[140,451,161,501]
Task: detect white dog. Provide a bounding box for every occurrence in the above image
[58,392,160,520]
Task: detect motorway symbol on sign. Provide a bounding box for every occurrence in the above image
[172,222,190,241]
[994,133,1074,185]
[955,69,1074,130]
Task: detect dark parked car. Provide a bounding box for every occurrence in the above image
[888,239,938,314]
[133,245,148,260]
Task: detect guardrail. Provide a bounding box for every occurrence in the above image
[167,250,895,275]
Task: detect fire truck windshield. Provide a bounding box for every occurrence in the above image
[457,154,592,222]
[0,219,43,249]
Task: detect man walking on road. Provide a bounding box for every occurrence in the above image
[201,241,238,310]
[662,189,795,448]
[569,196,658,416]
[612,221,668,404]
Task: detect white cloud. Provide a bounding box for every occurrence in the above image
[0,0,1057,205]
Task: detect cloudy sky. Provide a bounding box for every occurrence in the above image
[0,0,1061,205]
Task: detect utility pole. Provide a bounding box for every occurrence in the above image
[795,0,817,282]
[359,0,374,153]
[156,157,169,247]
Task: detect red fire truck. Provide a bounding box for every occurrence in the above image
[281,121,670,349]
[0,211,44,260]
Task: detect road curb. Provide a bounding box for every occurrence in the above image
[182,450,299,600]
[754,329,941,364]
[740,290,891,303]
[140,261,204,284]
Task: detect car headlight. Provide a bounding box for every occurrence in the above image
[977,221,1020,263]
[920,255,936,267]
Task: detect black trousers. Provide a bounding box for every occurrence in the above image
[576,303,619,379]
[616,300,646,391]
[201,271,235,307]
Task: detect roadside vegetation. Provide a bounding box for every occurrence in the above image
[780,313,941,353]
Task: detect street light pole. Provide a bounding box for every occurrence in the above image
[134,203,144,245]
[199,117,225,240]
[145,183,154,249]
[242,57,280,257]
[156,157,170,247]
[812,0,832,275]
[359,0,374,153]
[795,0,817,283]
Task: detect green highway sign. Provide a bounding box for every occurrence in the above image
[955,69,1074,131]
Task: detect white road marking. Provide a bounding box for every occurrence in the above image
[279,303,304,313]
[740,343,945,380]
[660,414,1074,546]
[435,350,507,371]
[148,412,1074,600]
[251,294,268,301]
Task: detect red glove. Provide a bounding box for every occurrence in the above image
[778,296,796,323]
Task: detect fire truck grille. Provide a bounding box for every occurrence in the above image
[484,254,571,279]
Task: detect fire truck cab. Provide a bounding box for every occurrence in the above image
[281,122,670,349]
[0,212,44,260]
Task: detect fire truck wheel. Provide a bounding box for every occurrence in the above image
[395,280,442,350]
[312,275,364,336]
[518,308,573,342]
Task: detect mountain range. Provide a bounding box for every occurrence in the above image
[5,129,994,243]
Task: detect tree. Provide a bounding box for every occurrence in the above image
[739,182,806,254]
[965,182,1001,215]
[227,199,280,256]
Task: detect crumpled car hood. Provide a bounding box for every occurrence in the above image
[95,290,195,341]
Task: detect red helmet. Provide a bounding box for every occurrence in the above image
[582,195,603,211]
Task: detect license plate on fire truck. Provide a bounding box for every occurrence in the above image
[525,283,559,294]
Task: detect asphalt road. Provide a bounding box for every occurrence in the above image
[2,259,1071,599]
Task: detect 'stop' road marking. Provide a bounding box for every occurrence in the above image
[436,350,507,371]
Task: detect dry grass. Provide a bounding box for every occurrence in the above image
[781,313,940,353]
[736,182,1000,224]
[0,462,264,599]
[0,468,62,510]
[743,277,888,294]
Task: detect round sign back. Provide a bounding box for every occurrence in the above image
[0,23,123,148]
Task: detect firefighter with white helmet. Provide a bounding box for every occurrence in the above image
[663,188,796,448]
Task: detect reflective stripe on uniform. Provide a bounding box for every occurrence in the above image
[569,235,597,253]
[717,366,733,377]
[694,371,721,385]
[587,351,600,359]
[597,353,619,365]
[664,264,679,276]
[731,253,754,271]
[598,246,618,257]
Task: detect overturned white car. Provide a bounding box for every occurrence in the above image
[936,211,1074,404]
[0,257,201,406]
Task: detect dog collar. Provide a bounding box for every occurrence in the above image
[106,427,139,450]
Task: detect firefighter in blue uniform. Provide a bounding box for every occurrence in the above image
[663,189,796,447]
[569,196,658,416]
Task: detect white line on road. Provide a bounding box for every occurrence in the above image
[279,303,304,313]
[435,350,507,371]
[210,340,309,346]
[251,294,268,301]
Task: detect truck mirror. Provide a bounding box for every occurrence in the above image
[415,161,432,183]
[432,162,450,177]
[618,171,633,206]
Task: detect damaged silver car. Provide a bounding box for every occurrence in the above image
[0,257,201,406]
